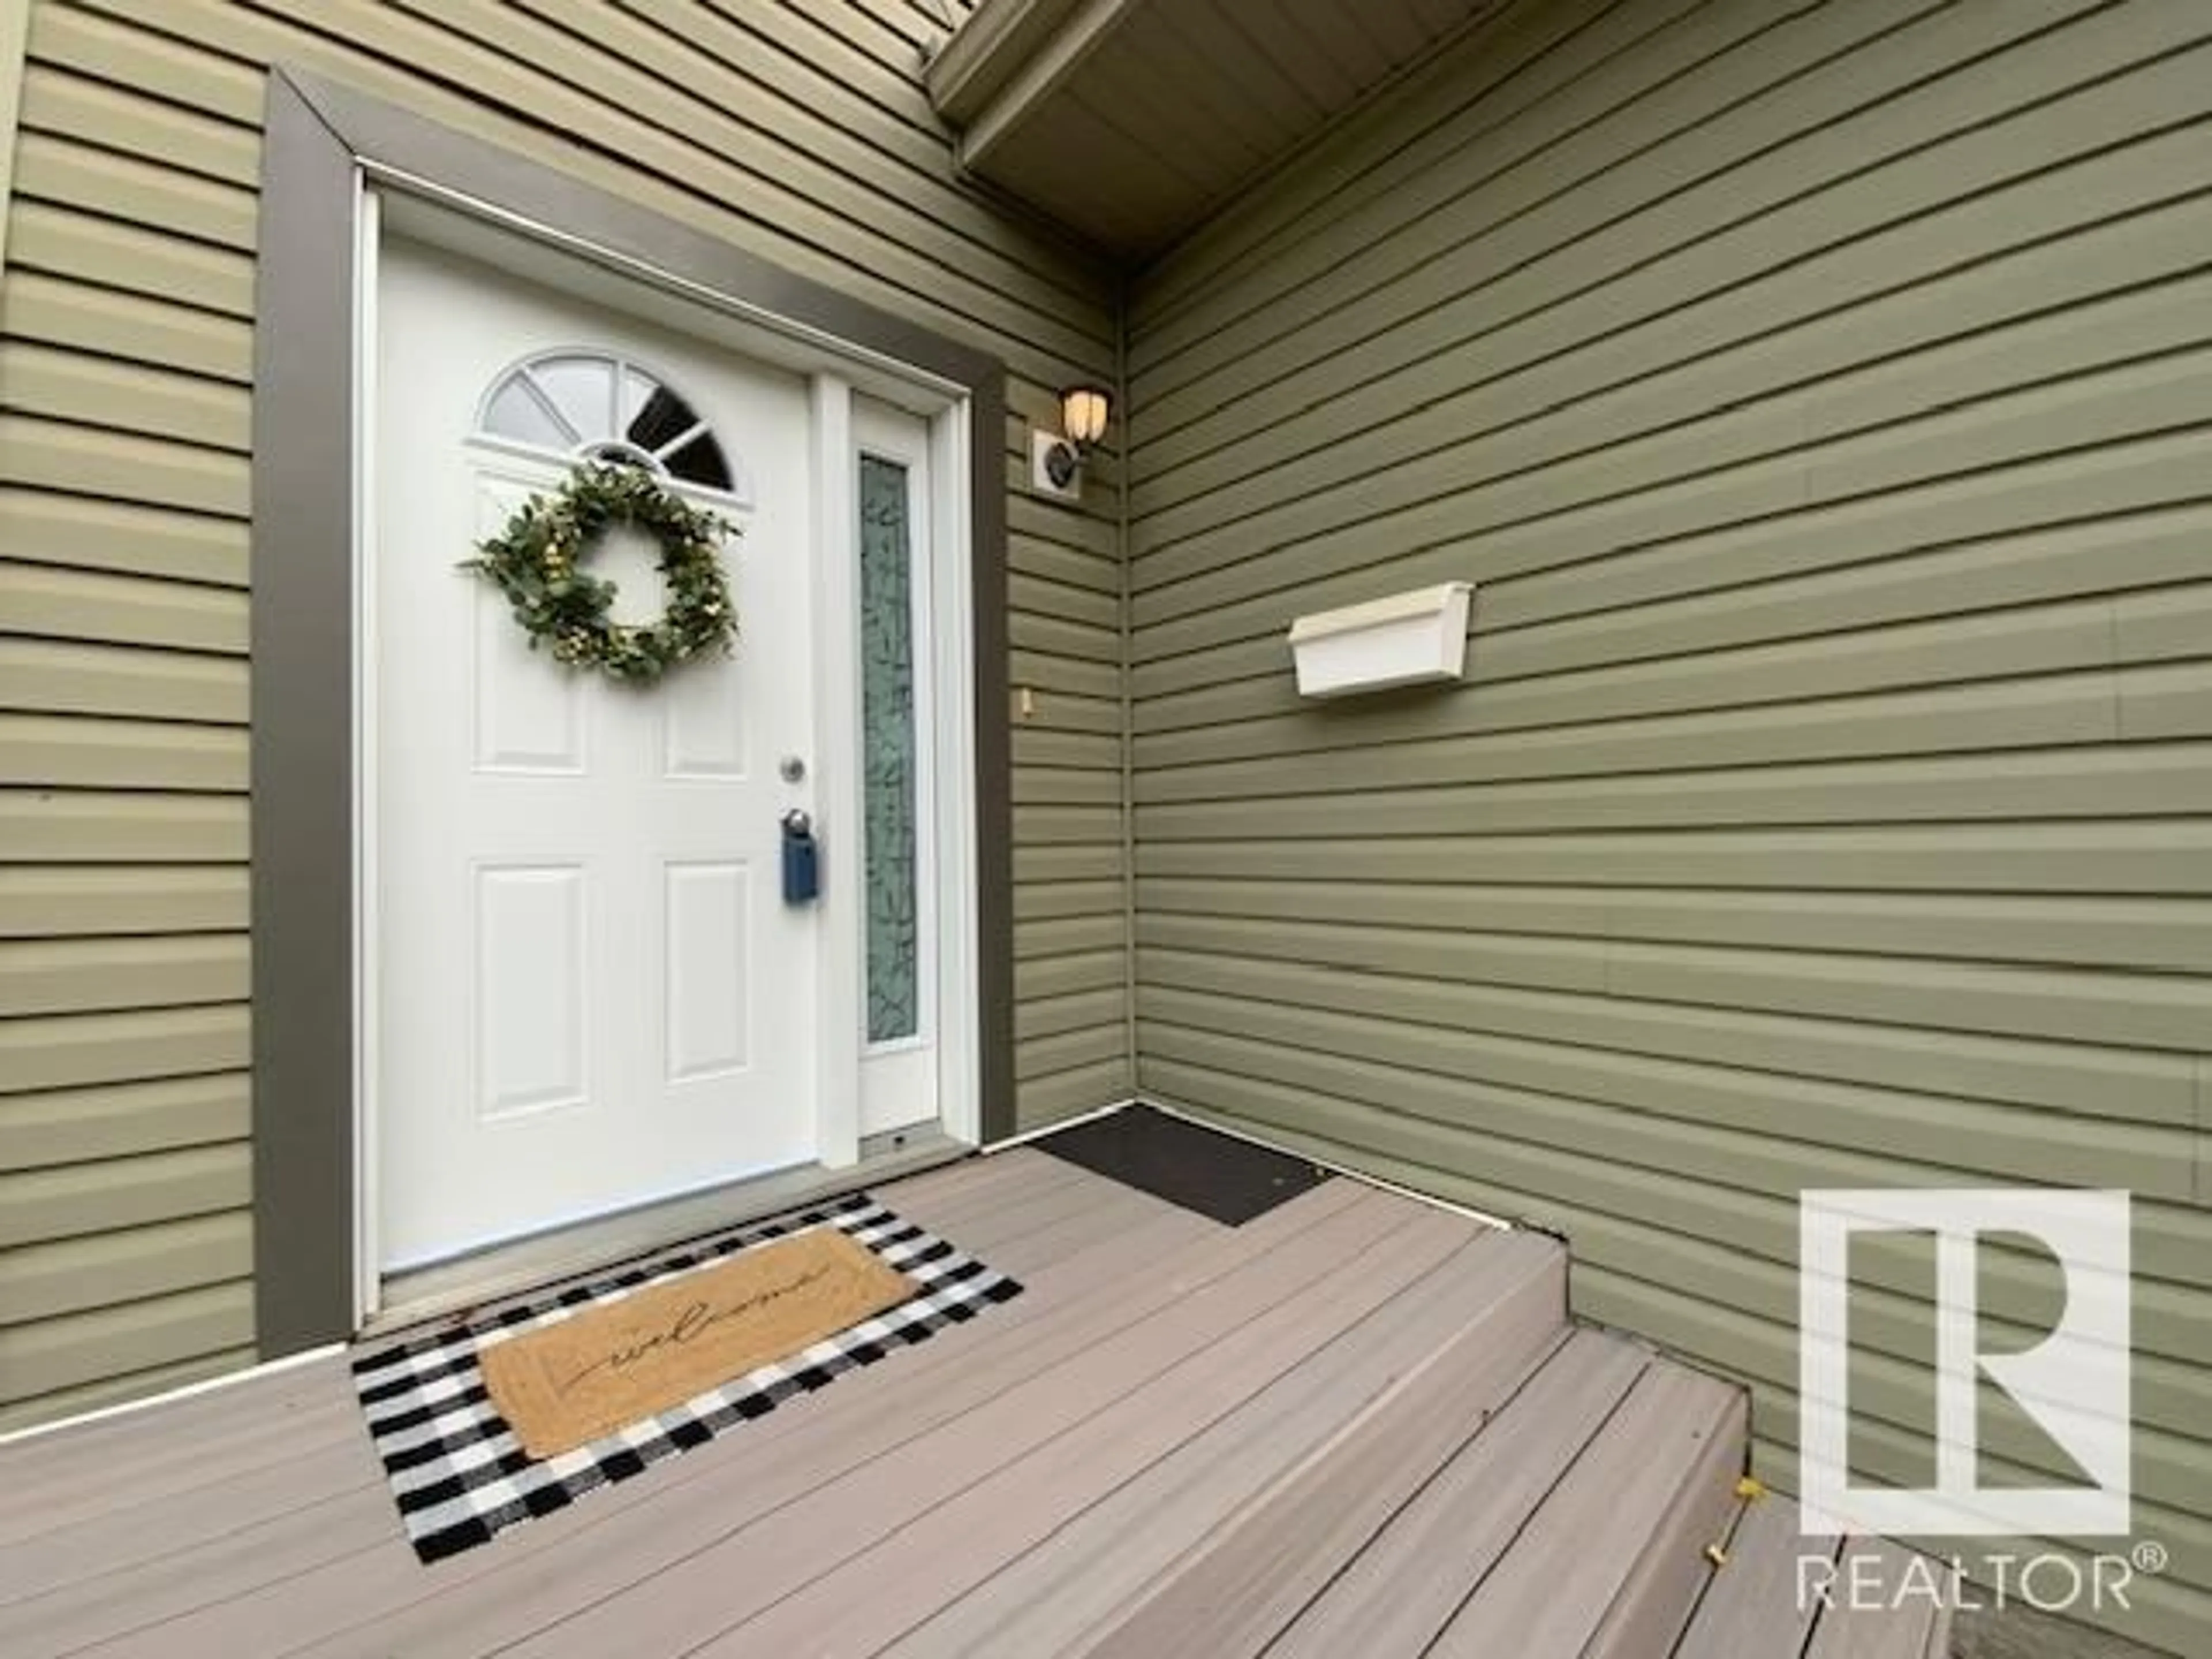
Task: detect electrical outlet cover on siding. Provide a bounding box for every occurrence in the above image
[1287,582,1474,698]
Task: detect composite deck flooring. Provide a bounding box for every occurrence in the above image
[0,1147,1944,1658]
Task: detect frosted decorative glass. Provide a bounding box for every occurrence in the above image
[533,355,616,438]
[859,454,918,1044]
[483,380,572,449]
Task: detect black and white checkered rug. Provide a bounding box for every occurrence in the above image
[352,1192,1022,1563]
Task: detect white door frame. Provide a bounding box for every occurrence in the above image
[349,182,982,1324]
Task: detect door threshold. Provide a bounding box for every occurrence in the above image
[363,1126,968,1339]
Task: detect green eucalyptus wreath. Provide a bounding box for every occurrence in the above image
[464,461,738,684]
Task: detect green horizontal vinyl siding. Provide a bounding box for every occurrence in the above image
[1125,0,2212,1650]
[0,0,1126,1429]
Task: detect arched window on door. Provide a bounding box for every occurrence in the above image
[476,349,738,495]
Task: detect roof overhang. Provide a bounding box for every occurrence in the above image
[926,0,1510,259]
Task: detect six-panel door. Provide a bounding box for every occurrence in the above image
[374,238,817,1270]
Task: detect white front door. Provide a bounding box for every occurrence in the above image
[372,238,819,1270]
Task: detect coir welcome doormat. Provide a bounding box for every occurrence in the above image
[352,1194,1021,1563]
[480,1226,915,1459]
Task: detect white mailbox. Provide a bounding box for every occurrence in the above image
[1287,582,1475,698]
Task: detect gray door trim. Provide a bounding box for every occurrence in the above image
[251,68,1016,1357]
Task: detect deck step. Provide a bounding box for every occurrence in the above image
[1071,1233,1573,1659]
[1080,1293,1750,1658]
[1675,1504,1956,1659]
[887,1224,1572,1658]
[1298,1339,1744,1658]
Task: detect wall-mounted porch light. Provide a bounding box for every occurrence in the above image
[1032,384,1112,499]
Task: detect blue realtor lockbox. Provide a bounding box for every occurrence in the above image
[781,810,820,905]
